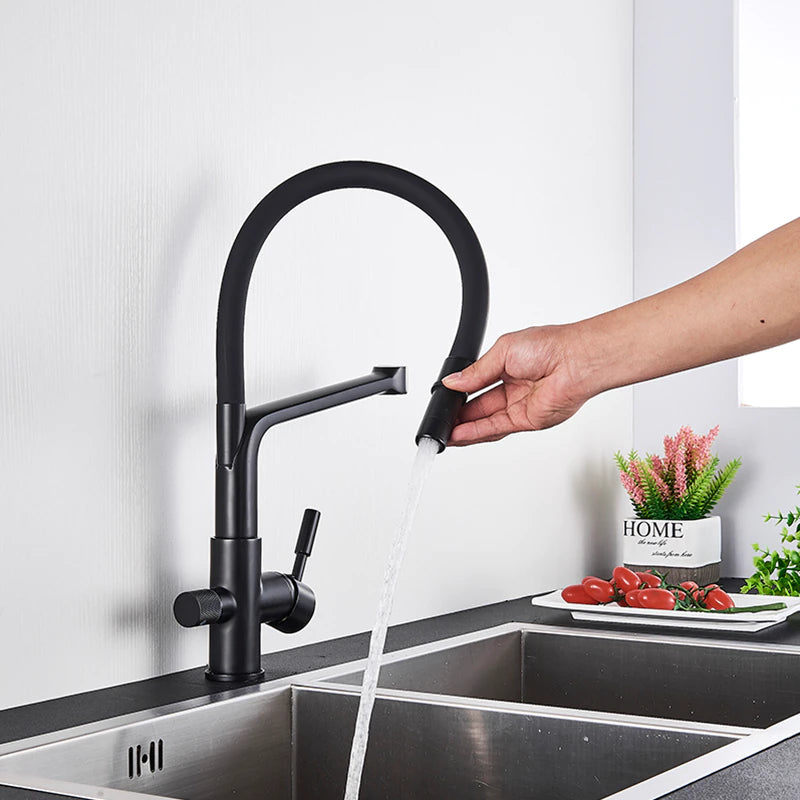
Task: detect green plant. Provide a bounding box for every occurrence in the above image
[615,425,742,520]
[744,486,800,596]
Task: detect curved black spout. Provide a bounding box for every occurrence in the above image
[217,161,489,409]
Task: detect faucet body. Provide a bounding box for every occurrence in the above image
[174,161,489,682]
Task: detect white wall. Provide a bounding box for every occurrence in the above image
[632,0,800,577]
[0,1,633,709]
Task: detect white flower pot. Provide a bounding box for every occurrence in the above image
[622,516,721,584]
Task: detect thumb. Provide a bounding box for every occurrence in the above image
[442,337,509,393]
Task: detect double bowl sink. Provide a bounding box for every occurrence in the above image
[2,622,800,799]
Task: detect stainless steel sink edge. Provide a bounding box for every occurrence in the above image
[0,771,176,800]
[0,681,288,760]
[604,709,800,800]
[383,621,800,661]
[303,680,755,740]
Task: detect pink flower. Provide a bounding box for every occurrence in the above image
[663,433,678,467]
[694,425,719,471]
[619,470,644,505]
[674,450,687,498]
[644,462,671,500]
[650,454,665,475]
[623,459,647,506]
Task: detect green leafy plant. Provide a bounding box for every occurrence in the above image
[744,486,800,596]
[615,425,741,520]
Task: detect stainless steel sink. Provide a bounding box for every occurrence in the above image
[327,623,800,729]
[0,623,797,800]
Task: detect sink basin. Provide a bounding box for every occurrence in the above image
[1,623,795,799]
[328,623,800,729]
[0,683,740,800]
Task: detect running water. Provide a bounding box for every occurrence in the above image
[343,436,440,800]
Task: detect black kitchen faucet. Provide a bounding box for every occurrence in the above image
[174,161,489,682]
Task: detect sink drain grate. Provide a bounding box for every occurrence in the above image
[127,739,163,778]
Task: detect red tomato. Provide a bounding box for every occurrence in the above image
[637,572,661,588]
[671,588,687,601]
[613,566,641,594]
[638,588,677,610]
[692,583,721,604]
[703,588,735,610]
[581,575,602,585]
[561,584,599,605]
[680,581,699,592]
[583,577,615,603]
[625,589,643,608]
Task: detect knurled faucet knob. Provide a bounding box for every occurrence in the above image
[173,587,235,627]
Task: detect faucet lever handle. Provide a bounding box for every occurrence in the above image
[291,508,320,581]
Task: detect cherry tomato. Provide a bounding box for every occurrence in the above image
[680,581,699,593]
[671,588,687,601]
[561,584,599,605]
[692,583,721,604]
[582,575,602,585]
[625,589,643,608]
[637,572,661,588]
[638,588,677,610]
[613,566,641,594]
[703,587,735,610]
[583,577,615,603]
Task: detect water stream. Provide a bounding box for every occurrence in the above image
[343,435,440,800]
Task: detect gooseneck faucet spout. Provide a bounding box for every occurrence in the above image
[174,161,489,682]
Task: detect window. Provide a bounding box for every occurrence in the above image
[737,0,800,407]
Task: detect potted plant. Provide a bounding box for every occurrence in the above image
[615,425,741,584]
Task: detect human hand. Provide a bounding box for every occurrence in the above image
[442,325,593,446]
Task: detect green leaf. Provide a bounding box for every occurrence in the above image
[698,458,742,516]
[639,466,668,519]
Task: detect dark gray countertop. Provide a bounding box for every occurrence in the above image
[3,583,800,799]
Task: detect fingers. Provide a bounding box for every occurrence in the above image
[447,410,521,446]
[457,384,508,423]
[442,336,509,394]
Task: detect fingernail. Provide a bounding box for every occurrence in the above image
[442,371,462,385]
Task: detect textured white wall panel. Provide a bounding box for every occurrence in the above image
[0,1,632,708]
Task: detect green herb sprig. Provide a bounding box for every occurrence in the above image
[744,485,800,596]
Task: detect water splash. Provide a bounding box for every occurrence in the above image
[343,436,440,800]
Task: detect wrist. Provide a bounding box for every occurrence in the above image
[568,315,632,400]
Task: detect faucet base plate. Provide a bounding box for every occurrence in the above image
[205,668,265,683]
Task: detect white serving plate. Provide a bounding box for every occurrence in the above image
[532,590,800,632]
